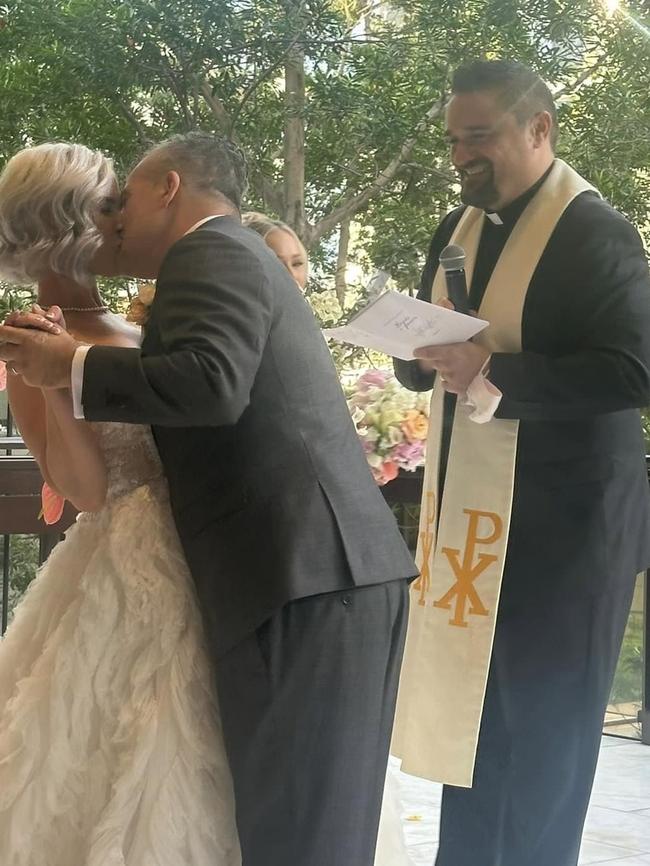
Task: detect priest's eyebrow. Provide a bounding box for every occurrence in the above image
[445,126,494,142]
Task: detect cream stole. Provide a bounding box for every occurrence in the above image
[392,160,597,787]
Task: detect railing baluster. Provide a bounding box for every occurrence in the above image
[1,534,9,636]
[39,533,61,566]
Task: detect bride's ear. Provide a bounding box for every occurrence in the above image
[162,171,181,208]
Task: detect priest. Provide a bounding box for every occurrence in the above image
[393,59,650,866]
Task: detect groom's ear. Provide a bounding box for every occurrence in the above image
[161,171,181,208]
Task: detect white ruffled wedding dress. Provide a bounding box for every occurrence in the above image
[0,422,241,866]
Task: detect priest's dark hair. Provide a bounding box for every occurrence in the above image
[141,131,248,210]
[451,60,558,149]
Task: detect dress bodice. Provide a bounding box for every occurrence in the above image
[90,422,164,501]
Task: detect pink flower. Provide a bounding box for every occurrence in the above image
[357,370,390,390]
[41,482,65,525]
[345,367,428,485]
[375,459,399,486]
[391,439,425,471]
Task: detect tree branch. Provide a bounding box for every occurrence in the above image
[402,162,455,184]
[229,0,310,134]
[117,99,153,147]
[554,54,607,101]
[309,94,447,245]
[198,77,285,213]
[199,78,236,137]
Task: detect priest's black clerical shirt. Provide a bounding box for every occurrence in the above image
[394,164,650,519]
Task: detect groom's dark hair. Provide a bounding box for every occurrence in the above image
[143,131,248,209]
[451,60,558,149]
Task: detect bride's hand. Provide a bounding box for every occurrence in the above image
[4,304,65,335]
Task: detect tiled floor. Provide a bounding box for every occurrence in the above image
[390,736,650,865]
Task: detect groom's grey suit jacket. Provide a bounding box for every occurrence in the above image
[81,216,417,657]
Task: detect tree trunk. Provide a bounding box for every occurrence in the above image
[335,217,351,304]
[284,35,306,239]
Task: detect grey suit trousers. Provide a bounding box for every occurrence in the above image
[215,579,409,866]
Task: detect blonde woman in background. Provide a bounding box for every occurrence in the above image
[242,211,308,288]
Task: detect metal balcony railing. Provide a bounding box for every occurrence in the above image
[1,412,648,744]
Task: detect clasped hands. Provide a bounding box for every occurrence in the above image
[0,305,81,389]
[415,298,490,395]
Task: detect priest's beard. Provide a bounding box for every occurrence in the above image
[459,161,499,209]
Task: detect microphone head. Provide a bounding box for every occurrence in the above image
[439,244,465,272]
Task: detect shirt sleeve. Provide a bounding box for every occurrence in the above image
[71,344,92,419]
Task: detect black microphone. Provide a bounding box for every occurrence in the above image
[439,244,470,314]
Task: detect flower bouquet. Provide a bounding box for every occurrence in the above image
[344,369,430,485]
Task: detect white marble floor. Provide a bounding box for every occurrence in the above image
[392,736,650,865]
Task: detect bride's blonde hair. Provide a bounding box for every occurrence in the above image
[0,142,115,285]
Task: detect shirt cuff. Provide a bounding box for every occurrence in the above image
[462,355,502,424]
[71,345,92,419]
[464,373,502,423]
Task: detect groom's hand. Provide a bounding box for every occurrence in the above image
[0,324,82,389]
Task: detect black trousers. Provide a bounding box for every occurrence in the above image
[216,579,409,866]
[435,576,637,866]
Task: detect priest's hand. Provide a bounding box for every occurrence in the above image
[0,323,82,389]
[414,341,490,394]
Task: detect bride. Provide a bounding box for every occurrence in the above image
[0,142,240,865]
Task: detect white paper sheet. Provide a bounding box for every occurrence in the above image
[323,291,488,360]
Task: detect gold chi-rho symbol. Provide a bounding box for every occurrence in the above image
[413,491,436,606]
[434,508,503,628]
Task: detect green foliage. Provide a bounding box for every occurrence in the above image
[1,0,648,302]
[609,611,644,705]
[0,278,134,318]
[0,535,39,625]
[0,283,34,320]
[642,409,650,446]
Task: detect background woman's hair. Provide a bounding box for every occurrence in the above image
[242,210,306,253]
[241,210,279,238]
[0,142,114,285]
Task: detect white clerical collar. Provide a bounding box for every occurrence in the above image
[485,211,504,225]
[185,214,225,235]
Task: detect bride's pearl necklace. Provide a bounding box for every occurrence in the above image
[59,304,109,313]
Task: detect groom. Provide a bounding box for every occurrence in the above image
[0,132,417,865]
